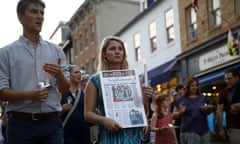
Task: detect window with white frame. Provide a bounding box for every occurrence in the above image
[141,0,146,10]
[236,0,240,16]
[74,39,78,56]
[92,58,96,73]
[90,23,95,42]
[70,48,74,64]
[210,0,221,27]
[134,33,141,62]
[165,8,175,43]
[85,62,89,74]
[149,21,157,52]
[79,34,83,52]
[187,7,197,40]
[84,29,88,48]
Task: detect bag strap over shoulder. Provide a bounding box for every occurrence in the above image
[63,89,81,127]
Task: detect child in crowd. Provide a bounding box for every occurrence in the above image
[151,94,176,144]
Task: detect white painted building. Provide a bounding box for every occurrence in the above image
[115,0,181,92]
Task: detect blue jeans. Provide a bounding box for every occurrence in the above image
[181,132,211,144]
[227,128,240,144]
[7,117,63,144]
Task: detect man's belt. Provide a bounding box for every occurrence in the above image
[7,111,59,120]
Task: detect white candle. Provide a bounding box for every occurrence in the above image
[144,59,148,86]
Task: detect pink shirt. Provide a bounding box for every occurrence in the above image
[155,113,175,144]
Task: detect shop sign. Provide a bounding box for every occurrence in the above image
[199,45,236,71]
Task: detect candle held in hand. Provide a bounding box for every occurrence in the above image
[144,59,148,86]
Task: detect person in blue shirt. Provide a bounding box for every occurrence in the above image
[61,65,90,144]
[173,77,213,144]
[0,0,70,143]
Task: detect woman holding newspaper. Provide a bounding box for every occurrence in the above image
[84,36,153,144]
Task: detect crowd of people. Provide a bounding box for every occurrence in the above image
[0,0,240,144]
[147,68,240,144]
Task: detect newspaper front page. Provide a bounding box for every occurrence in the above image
[99,69,148,128]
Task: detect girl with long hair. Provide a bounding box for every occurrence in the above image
[151,93,176,144]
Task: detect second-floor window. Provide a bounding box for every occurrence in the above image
[74,39,78,56]
[92,58,96,73]
[141,0,146,10]
[70,48,74,64]
[85,29,88,48]
[79,34,83,52]
[149,21,157,52]
[134,32,141,62]
[187,6,197,40]
[90,23,95,43]
[85,62,89,74]
[210,0,221,28]
[165,8,175,43]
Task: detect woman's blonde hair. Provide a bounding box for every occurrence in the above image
[97,36,128,71]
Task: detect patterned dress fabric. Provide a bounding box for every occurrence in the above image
[90,74,144,144]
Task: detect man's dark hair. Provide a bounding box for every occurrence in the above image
[17,0,45,15]
[236,66,240,75]
[225,67,240,78]
[175,84,183,92]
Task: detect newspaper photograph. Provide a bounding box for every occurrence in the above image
[99,69,148,128]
